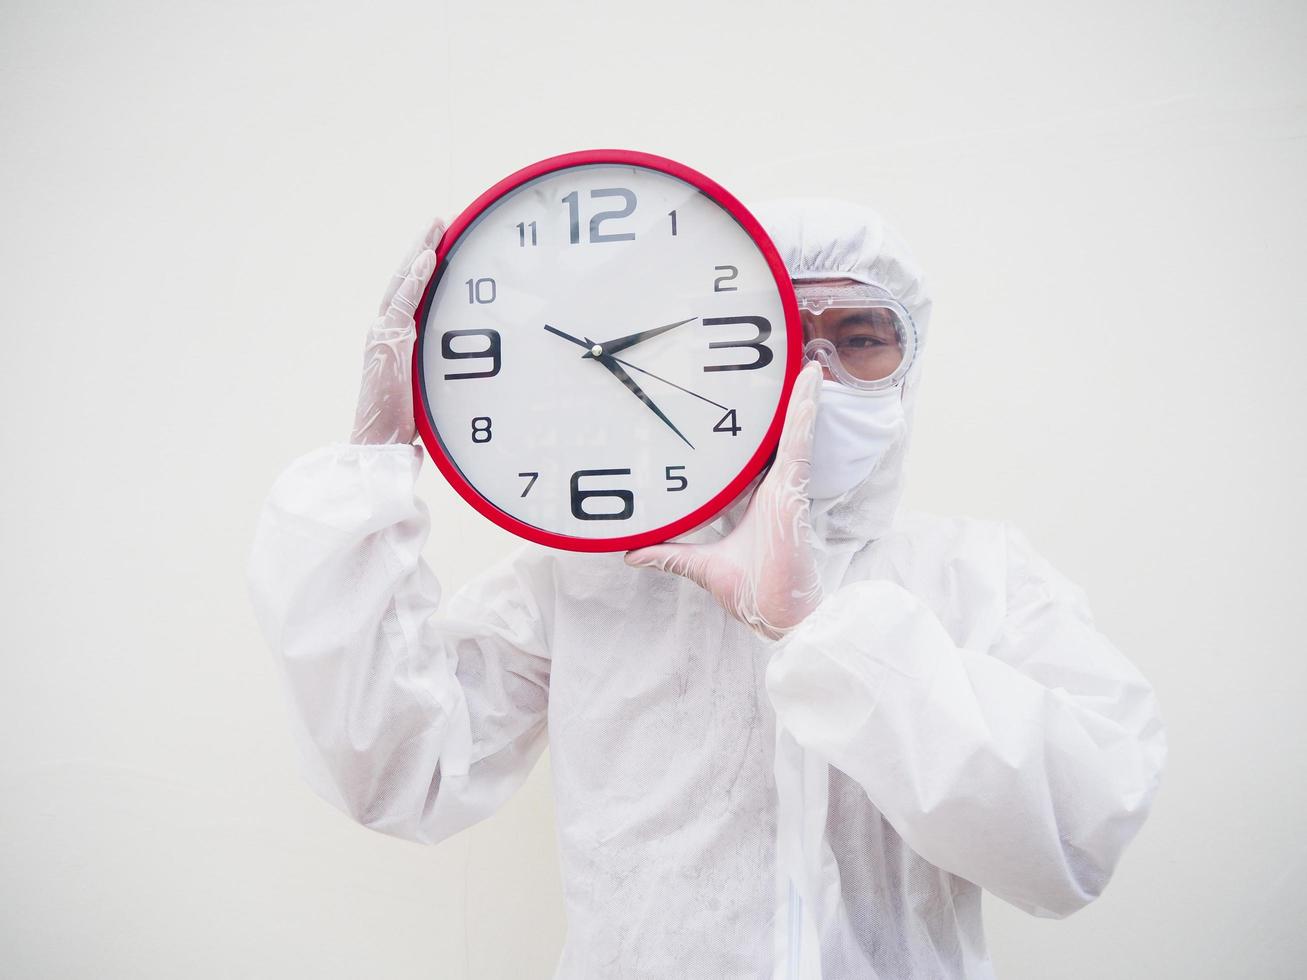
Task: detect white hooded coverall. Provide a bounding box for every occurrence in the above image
[247,199,1166,978]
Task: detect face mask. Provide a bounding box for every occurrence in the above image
[808,380,905,501]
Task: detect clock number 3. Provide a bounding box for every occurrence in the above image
[562,188,637,244]
[702,316,773,372]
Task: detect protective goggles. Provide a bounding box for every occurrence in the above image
[795,281,918,392]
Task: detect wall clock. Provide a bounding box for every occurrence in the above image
[413,149,800,552]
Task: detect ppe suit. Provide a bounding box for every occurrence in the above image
[247,199,1166,979]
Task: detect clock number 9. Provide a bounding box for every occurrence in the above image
[702,316,773,372]
[570,468,635,521]
[562,188,637,245]
[441,329,502,380]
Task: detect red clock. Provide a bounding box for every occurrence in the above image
[413,149,801,552]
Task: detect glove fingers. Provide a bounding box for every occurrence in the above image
[385,248,437,323]
[360,247,436,357]
[775,361,822,468]
[752,361,821,514]
[352,248,436,445]
[377,216,446,315]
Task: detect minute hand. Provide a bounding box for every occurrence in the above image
[582,317,698,359]
[593,353,695,450]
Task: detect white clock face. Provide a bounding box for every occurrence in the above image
[417,159,795,549]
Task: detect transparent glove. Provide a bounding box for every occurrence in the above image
[350,217,446,444]
[625,362,825,641]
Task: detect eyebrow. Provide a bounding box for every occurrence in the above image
[831,312,897,332]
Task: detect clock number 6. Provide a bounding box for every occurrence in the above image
[562,188,637,244]
[570,468,635,521]
[441,329,502,380]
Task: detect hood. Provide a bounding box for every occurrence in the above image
[715,198,933,556]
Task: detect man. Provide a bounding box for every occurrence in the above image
[248,198,1165,977]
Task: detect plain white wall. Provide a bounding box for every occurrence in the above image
[2,0,1304,976]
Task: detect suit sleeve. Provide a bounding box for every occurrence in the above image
[247,442,553,844]
[764,524,1166,917]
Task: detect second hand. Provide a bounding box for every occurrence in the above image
[608,356,729,411]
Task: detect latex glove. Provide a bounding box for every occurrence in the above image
[350,217,446,444]
[625,362,825,640]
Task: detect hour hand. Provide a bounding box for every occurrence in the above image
[582,317,698,359]
[543,323,592,350]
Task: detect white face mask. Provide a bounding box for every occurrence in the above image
[808,380,906,501]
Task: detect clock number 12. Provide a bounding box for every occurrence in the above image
[562,188,637,244]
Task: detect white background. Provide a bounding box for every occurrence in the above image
[1,1,1303,977]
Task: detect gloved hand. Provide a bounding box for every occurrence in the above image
[625,362,825,641]
[350,217,446,444]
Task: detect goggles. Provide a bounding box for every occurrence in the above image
[794,281,918,392]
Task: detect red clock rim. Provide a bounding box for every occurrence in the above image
[411,148,802,553]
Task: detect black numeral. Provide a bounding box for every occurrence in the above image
[465,277,496,304]
[713,410,741,436]
[562,188,637,244]
[668,210,678,236]
[703,316,773,372]
[441,328,501,379]
[518,471,539,497]
[570,468,634,521]
[713,265,738,292]
[471,417,492,443]
[516,221,538,246]
[664,465,688,491]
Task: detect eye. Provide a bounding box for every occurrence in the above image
[839,334,889,351]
